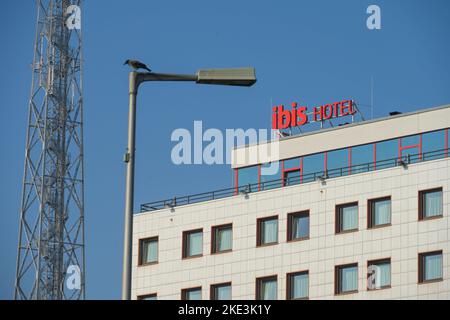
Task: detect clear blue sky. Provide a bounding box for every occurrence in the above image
[1,0,449,299]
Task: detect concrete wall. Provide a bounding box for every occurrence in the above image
[132,157,450,300]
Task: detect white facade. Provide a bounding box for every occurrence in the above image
[132,105,450,300]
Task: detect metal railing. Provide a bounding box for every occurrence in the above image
[140,148,448,213]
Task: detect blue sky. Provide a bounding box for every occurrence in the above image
[1,0,449,299]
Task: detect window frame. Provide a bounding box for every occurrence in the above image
[256,215,279,247]
[282,157,302,186]
[301,152,326,183]
[210,282,232,300]
[137,293,157,300]
[287,210,310,242]
[399,134,422,162]
[418,250,443,284]
[418,187,444,221]
[211,223,233,254]
[286,270,309,300]
[367,258,391,291]
[335,263,359,295]
[351,142,376,173]
[235,165,259,194]
[335,202,359,234]
[138,236,159,266]
[325,147,352,177]
[367,196,392,229]
[255,275,278,300]
[182,228,203,259]
[181,286,202,300]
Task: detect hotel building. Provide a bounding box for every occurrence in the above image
[132,104,450,300]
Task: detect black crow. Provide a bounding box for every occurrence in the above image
[124,59,152,72]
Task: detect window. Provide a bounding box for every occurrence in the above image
[419,251,443,283]
[327,148,350,177]
[138,237,158,265]
[210,282,232,300]
[419,188,443,220]
[257,216,278,246]
[335,263,358,294]
[284,170,301,186]
[137,293,157,300]
[302,152,325,183]
[376,138,398,169]
[212,224,232,254]
[399,134,421,164]
[287,271,309,300]
[182,229,203,258]
[237,165,258,192]
[256,276,277,300]
[282,157,301,186]
[287,211,309,241]
[351,143,375,173]
[367,259,391,290]
[260,161,282,190]
[336,202,358,234]
[368,197,391,228]
[422,130,446,160]
[181,287,202,300]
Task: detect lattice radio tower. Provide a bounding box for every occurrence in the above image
[15,0,85,300]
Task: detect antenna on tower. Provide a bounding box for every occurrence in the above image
[15,0,85,300]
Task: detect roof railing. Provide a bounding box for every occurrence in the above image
[140,148,448,213]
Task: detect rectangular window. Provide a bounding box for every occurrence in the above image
[367,258,391,290]
[335,263,358,294]
[139,237,158,265]
[351,143,375,173]
[419,187,443,220]
[399,134,421,164]
[368,197,391,228]
[256,276,277,300]
[257,216,278,246]
[237,165,259,193]
[302,152,325,183]
[327,148,350,177]
[422,130,446,160]
[419,251,443,283]
[287,211,309,241]
[284,170,301,186]
[211,224,232,254]
[282,157,302,186]
[182,229,203,258]
[181,287,202,300]
[336,202,358,234]
[376,138,398,169]
[260,162,282,190]
[137,293,157,300]
[287,271,309,300]
[210,282,232,300]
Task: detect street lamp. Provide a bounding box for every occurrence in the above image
[122,67,257,300]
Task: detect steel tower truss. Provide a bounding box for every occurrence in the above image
[15,0,85,300]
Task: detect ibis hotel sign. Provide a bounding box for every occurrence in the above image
[272,99,356,129]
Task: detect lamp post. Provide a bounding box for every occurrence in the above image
[122,68,257,300]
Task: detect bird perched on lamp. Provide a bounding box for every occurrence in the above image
[124,59,152,72]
